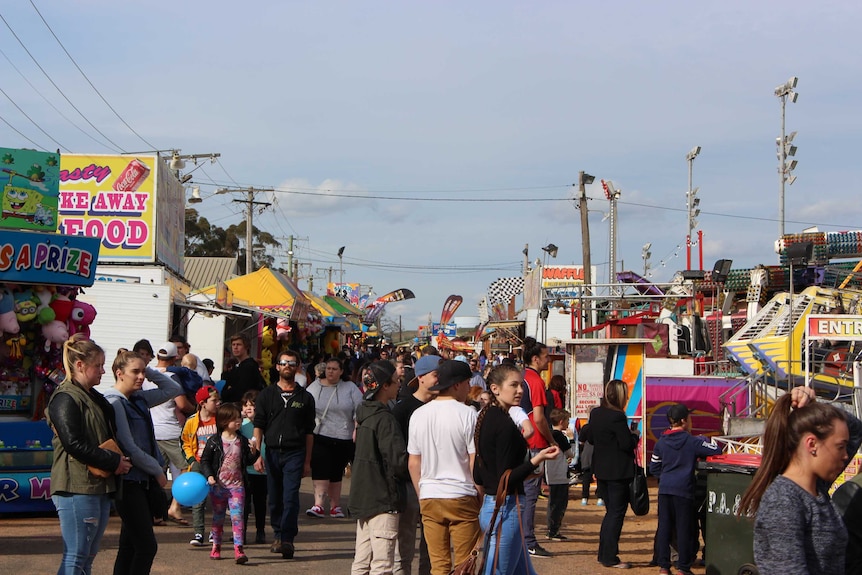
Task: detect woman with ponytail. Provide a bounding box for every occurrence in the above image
[104,349,182,574]
[473,365,559,575]
[739,386,862,574]
[47,334,133,574]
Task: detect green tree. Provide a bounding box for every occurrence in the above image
[185,209,282,274]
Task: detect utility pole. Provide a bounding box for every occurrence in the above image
[287,235,294,279]
[216,186,272,274]
[578,171,595,329]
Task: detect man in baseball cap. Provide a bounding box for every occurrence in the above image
[407,360,480,575]
[157,342,179,361]
[392,354,442,575]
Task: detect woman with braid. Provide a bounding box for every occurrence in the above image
[473,365,559,575]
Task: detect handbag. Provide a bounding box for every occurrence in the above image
[314,384,337,434]
[629,464,649,516]
[88,438,124,478]
[449,470,512,575]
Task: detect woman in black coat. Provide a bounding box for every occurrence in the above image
[588,379,639,569]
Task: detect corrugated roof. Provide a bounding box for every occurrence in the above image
[184,257,238,290]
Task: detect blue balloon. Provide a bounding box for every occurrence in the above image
[171,471,209,507]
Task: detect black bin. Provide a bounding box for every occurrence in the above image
[699,454,761,575]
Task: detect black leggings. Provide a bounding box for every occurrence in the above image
[244,473,269,534]
[114,480,158,575]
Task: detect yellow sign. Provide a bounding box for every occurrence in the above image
[58,154,156,263]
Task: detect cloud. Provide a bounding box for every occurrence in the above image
[273,178,373,218]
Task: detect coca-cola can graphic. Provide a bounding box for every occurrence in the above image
[112,158,151,192]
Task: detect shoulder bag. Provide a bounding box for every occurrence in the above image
[629,464,649,516]
[449,469,512,575]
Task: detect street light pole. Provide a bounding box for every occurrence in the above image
[685,146,701,270]
[578,171,595,329]
[775,76,799,239]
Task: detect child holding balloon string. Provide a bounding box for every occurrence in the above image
[200,403,259,563]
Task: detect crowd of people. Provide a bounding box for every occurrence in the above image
[46,332,862,575]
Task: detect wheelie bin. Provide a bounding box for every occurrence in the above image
[699,453,762,575]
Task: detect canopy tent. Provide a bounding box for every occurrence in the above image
[198,267,313,322]
[304,291,353,330]
[324,295,363,316]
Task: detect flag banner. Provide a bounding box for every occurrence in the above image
[440,295,463,325]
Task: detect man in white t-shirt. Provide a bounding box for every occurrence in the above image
[407,360,481,575]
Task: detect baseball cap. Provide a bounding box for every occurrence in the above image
[157,342,178,359]
[195,385,218,404]
[408,355,442,387]
[428,360,472,392]
[667,403,690,423]
[363,361,396,400]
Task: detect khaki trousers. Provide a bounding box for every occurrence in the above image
[351,512,399,575]
[419,496,481,575]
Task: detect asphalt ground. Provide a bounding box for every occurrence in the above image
[0,476,678,575]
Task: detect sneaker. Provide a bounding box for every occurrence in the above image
[330,506,345,518]
[527,544,553,558]
[608,562,631,569]
[255,531,266,544]
[306,505,325,518]
[537,492,548,500]
[190,533,204,547]
[235,545,248,564]
[281,541,295,559]
[270,539,281,553]
[581,498,588,506]
[596,498,605,507]
[210,544,221,560]
[547,532,568,541]
[208,531,215,543]
[658,569,670,575]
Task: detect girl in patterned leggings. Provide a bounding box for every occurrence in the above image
[201,403,259,564]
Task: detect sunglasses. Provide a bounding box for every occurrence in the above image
[278,360,298,366]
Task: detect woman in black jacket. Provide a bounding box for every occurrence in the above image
[473,364,559,575]
[589,379,639,569]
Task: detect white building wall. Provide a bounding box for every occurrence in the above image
[79,281,173,392]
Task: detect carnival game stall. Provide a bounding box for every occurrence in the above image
[0,147,102,512]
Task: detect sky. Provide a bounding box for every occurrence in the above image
[1,1,861,330]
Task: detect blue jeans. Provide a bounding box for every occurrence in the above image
[52,493,111,575]
[479,494,536,575]
[266,447,305,543]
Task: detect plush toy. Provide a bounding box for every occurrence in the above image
[276,318,291,341]
[50,290,73,323]
[5,334,26,360]
[42,320,69,352]
[67,300,96,337]
[0,289,20,334]
[33,286,56,324]
[13,289,39,323]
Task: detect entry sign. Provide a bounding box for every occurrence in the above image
[807,315,862,341]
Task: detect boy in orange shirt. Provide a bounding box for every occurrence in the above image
[182,385,220,546]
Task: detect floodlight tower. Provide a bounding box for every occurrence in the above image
[685,146,701,269]
[775,76,799,239]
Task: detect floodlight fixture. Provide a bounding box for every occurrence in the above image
[542,243,559,258]
[582,173,595,185]
[179,173,193,184]
[686,146,702,161]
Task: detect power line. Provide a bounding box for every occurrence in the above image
[0,111,48,150]
[0,10,126,152]
[0,84,68,151]
[0,44,107,149]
